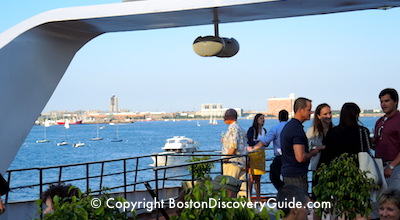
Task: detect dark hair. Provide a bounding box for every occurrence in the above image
[378,188,400,209]
[312,103,333,136]
[251,114,264,140]
[294,97,312,113]
[42,184,79,202]
[278,110,289,122]
[277,185,309,216]
[224,108,238,120]
[379,88,399,107]
[339,102,361,128]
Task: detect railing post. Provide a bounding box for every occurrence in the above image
[246,155,249,199]
[134,158,139,191]
[86,164,89,193]
[220,159,224,175]
[5,171,11,203]
[39,168,43,220]
[123,159,127,199]
[100,162,104,193]
[155,169,159,220]
[58,166,63,183]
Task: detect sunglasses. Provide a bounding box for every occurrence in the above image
[377,117,388,140]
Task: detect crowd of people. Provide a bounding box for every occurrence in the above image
[221,88,400,220]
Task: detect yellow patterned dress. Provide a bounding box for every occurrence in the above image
[248,128,266,175]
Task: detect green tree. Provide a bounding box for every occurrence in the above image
[313,153,375,219]
[36,187,135,220]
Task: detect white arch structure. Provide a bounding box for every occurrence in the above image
[0,0,399,172]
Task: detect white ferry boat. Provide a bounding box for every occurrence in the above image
[151,136,199,166]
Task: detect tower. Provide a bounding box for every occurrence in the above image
[110,95,118,113]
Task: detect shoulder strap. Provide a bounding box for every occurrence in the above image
[359,127,373,156]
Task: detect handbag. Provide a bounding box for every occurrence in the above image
[358,127,388,190]
[0,174,10,196]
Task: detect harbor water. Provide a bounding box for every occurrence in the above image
[6,117,380,202]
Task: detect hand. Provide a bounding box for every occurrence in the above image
[0,198,5,214]
[247,146,254,152]
[384,166,393,178]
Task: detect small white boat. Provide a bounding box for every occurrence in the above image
[36,120,50,143]
[73,142,85,148]
[90,124,103,141]
[208,116,218,125]
[36,139,50,143]
[57,120,70,145]
[57,141,68,146]
[110,124,122,142]
[151,136,199,166]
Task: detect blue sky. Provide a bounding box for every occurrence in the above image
[1,1,399,113]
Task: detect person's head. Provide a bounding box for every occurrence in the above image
[312,103,333,135]
[252,114,265,129]
[224,109,238,124]
[294,97,312,122]
[212,175,242,198]
[339,102,361,128]
[379,188,400,220]
[277,185,310,220]
[379,88,399,116]
[42,184,79,214]
[279,110,289,122]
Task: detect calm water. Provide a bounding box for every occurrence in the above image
[6,117,380,201]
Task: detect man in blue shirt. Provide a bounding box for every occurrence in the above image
[280,97,324,191]
[248,110,289,190]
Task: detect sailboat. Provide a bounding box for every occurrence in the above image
[36,120,50,143]
[57,119,69,146]
[90,124,103,141]
[110,124,123,142]
[212,117,218,125]
[208,116,218,125]
[197,120,201,127]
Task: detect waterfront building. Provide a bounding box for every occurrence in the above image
[200,103,242,117]
[110,95,119,113]
[266,93,295,117]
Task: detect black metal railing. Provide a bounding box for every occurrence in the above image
[3,149,312,205]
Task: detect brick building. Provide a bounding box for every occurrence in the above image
[266,93,295,116]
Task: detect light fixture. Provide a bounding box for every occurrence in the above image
[192,8,239,58]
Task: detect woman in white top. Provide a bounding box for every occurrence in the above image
[306,103,333,220]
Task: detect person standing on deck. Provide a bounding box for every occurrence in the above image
[248,110,289,191]
[373,88,400,190]
[246,113,267,202]
[280,97,324,192]
[221,108,248,180]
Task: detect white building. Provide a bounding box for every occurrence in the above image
[200,103,242,117]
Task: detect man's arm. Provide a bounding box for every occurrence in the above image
[385,152,400,177]
[248,140,265,152]
[247,127,275,152]
[293,144,322,163]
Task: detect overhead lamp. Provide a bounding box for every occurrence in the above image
[192,8,239,58]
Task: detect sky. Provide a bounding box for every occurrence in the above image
[1,1,399,113]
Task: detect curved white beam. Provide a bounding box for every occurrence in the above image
[0,0,399,172]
